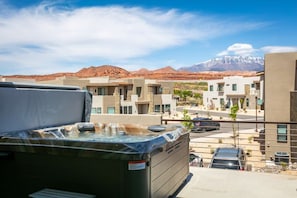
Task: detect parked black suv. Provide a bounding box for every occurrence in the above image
[191,117,220,132]
[209,147,247,170]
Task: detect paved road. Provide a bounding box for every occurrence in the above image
[175,107,264,139]
[176,106,264,120]
[189,122,264,139]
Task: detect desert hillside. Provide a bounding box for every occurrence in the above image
[4,65,258,81]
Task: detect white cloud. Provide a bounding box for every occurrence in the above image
[217,43,256,57]
[217,43,297,58]
[261,46,297,53]
[0,2,265,74]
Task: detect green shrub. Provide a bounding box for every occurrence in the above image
[248,136,254,143]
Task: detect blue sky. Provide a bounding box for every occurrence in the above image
[1,0,297,75]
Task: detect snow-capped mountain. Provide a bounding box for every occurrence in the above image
[179,56,264,72]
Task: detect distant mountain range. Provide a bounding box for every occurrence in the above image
[178,56,264,72]
[3,56,262,81]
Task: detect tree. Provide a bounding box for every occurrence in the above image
[193,93,202,100]
[174,89,181,96]
[180,90,192,101]
[229,104,239,147]
[182,109,193,130]
[193,93,203,105]
[240,98,244,109]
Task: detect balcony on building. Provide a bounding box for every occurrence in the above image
[217,82,225,96]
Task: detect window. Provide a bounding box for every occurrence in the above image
[121,106,133,114]
[136,87,142,97]
[251,83,255,88]
[91,107,101,114]
[97,107,102,114]
[220,98,224,105]
[218,84,224,92]
[154,105,161,112]
[209,85,214,91]
[232,84,237,91]
[124,87,128,100]
[153,87,158,94]
[128,106,132,114]
[98,88,105,95]
[246,98,249,107]
[277,124,287,142]
[153,86,162,94]
[165,104,171,112]
[159,87,163,94]
[107,107,115,114]
[255,83,260,90]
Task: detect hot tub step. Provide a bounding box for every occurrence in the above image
[29,188,96,198]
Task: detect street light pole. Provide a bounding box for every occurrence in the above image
[255,96,258,132]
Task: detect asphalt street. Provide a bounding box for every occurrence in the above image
[175,106,264,139]
[176,106,264,120]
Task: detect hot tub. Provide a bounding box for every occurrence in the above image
[0,82,189,198]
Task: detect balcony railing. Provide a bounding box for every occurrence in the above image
[161,118,297,174]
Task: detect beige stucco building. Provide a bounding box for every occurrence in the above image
[39,76,176,115]
[38,76,89,89]
[1,76,36,83]
[87,77,176,115]
[264,52,297,163]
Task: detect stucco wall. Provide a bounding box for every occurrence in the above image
[264,52,297,161]
[265,52,297,122]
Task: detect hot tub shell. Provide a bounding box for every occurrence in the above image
[0,82,189,198]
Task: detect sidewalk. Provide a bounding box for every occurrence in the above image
[176,167,297,198]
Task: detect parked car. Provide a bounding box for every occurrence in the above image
[189,152,204,167]
[191,117,220,132]
[209,147,246,170]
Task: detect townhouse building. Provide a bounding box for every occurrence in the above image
[38,76,176,115]
[264,52,297,163]
[87,77,176,114]
[0,76,36,83]
[37,76,89,89]
[203,76,262,111]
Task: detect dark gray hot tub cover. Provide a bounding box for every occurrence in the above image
[0,82,92,134]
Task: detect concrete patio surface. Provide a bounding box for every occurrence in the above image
[176,167,297,198]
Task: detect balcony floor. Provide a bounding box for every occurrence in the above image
[176,167,297,198]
